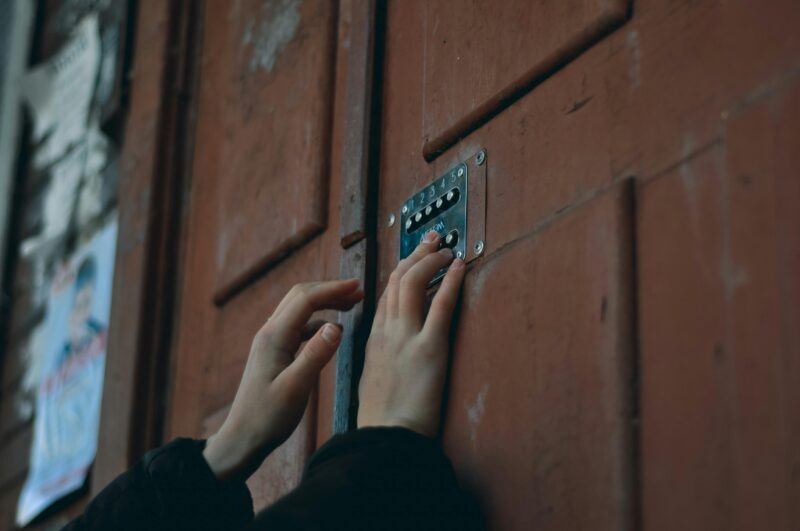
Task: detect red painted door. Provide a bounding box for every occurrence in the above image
[374,1,800,530]
[163,0,800,528]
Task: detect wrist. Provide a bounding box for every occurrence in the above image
[358,413,436,439]
[203,424,264,482]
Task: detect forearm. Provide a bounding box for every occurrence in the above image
[63,439,253,531]
[250,427,475,531]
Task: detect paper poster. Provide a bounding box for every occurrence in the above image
[21,14,100,169]
[16,222,117,526]
[20,124,111,258]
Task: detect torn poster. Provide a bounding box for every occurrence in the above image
[20,125,110,258]
[16,222,117,527]
[21,14,100,169]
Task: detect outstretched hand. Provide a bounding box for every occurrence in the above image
[203,280,363,481]
[204,231,465,481]
[358,231,466,438]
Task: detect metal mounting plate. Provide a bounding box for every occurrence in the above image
[399,149,487,283]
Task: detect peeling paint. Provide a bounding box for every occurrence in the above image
[76,124,110,227]
[242,0,301,73]
[466,384,489,446]
[721,259,748,298]
[20,148,84,258]
[17,324,46,420]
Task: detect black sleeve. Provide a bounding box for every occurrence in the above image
[250,427,478,531]
[62,438,254,531]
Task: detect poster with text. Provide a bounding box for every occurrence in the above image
[17,222,117,526]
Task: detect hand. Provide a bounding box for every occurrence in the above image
[357,231,466,438]
[203,280,363,481]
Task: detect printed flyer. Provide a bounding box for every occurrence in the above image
[16,222,117,526]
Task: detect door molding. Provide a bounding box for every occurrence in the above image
[92,0,201,494]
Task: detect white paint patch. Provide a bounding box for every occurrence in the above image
[243,0,301,73]
[626,29,641,90]
[466,384,489,446]
[76,125,109,228]
[722,260,748,299]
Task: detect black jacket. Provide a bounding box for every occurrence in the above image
[62,427,477,531]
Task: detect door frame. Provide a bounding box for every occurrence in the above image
[92,0,201,494]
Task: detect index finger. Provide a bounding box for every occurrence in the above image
[422,258,466,336]
[268,279,362,347]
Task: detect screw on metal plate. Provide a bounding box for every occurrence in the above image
[474,240,485,256]
[387,212,396,227]
[401,205,408,214]
[457,167,465,177]
[475,149,486,166]
[456,250,463,259]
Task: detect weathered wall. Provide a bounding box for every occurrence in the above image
[0,1,129,528]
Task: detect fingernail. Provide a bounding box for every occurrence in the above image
[450,258,465,269]
[322,323,341,344]
[424,230,439,243]
[438,247,454,258]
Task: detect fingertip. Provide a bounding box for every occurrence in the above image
[343,277,361,289]
[321,323,342,345]
[423,230,440,244]
[450,258,465,271]
[440,257,466,291]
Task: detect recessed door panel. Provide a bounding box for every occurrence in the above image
[421,0,629,159]
[441,186,635,530]
[636,79,800,531]
[167,0,341,511]
[196,0,335,303]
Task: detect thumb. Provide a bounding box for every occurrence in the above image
[275,323,341,397]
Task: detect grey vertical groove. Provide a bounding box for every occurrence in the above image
[333,0,379,434]
[334,240,367,434]
[338,0,376,249]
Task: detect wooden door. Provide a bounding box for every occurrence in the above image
[165,0,348,510]
[374,1,800,530]
[162,0,800,527]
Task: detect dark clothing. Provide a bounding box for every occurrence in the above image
[63,427,475,531]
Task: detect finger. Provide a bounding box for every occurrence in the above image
[423,258,466,336]
[301,319,328,341]
[268,280,362,350]
[273,323,341,401]
[272,279,360,321]
[272,282,319,318]
[325,288,365,311]
[387,231,441,318]
[398,248,455,329]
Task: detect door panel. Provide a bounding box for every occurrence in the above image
[160,0,800,525]
[377,3,624,273]
[202,0,336,303]
[422,0,629,159]
[378,4,635,530]
[443,185,635,530]
[167,0,343,511]
[377,1,800,529]
[637,78,800,531]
